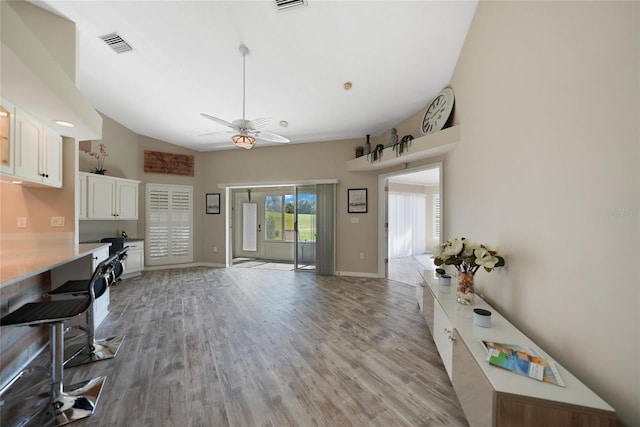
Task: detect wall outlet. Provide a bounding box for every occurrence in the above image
[213,246,218,253]
[17,217,27,228]
[51,216,65,227]
[359,252,365,259]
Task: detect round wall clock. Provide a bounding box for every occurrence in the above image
[421,87,455,135]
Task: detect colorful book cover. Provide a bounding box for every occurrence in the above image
[482,341,566,387]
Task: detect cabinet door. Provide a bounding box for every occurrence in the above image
[78,174,87,220]
[87,176,116,219]
[116,181,138,219]
[0,100,15,175]
[433,300,454,381]
[13,108,42,182]
[42,127,62,187]
[452,330,495,427]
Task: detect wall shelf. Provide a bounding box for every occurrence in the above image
[347,125,460,172]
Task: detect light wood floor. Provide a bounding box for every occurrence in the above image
[42,268,468,426]
[388,254,435,286]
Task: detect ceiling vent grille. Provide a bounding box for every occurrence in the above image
[99,32,133,53]
[275,0,306,11]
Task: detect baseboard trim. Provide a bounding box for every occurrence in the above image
[335,271,382,278]
[143,262,226,271]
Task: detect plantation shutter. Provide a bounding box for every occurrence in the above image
[146,184,193,266]
[433,194,441,242]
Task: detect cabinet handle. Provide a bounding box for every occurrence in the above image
[448,335,456,342]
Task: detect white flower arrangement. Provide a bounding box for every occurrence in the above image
[434,237,505,274]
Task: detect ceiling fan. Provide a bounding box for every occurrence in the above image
[200,44,290,150]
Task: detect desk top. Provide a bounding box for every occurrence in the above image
[0,238,110,288]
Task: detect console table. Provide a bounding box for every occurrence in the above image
[416,269,616,427]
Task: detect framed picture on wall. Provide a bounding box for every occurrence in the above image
[348,188,367,213]
[206,193,220,214]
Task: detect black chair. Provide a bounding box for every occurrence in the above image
[0,258,116,425]
[110,245,129,284]
[45,253,122,368]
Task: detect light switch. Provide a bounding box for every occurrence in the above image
[351,217,359,224]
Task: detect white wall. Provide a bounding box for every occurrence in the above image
[446,2,639,425]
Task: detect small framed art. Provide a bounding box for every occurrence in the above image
[348,188,367,213]
[206,193,221,214]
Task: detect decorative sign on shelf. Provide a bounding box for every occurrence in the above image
[144,150,194,176]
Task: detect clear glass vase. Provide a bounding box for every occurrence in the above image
[457,272,475,305]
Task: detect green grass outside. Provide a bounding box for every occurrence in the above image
[266,211,316,241]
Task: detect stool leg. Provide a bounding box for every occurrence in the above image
[64,305,125,368]
[48,323,107,426]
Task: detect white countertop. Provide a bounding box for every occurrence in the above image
[0,239,110,288]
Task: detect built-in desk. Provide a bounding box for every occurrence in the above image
[417,269,616,427]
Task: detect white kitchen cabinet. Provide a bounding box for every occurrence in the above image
[83,172,140,220]
[13,107,62,187]
[122,240,144,278]
[77,173,87,220]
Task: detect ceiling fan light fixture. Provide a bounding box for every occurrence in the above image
[232,134,256,149]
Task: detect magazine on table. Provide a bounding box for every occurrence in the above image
[482,341,565,387]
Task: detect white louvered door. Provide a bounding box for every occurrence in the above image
[146,184,193,266]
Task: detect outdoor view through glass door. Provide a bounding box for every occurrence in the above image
[295,185,317,271]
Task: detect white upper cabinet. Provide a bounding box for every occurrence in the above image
[84,173,140,220]
[0,99,15,175]
[12,106,62,187]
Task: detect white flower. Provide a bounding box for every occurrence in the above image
[474,248,499,269]
[443,238,464,257]
[462,240,480,256]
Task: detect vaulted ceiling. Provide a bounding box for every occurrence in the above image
[30,0,477,151]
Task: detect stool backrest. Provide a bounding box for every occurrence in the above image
[89,254,118,301]
[112,246,130,281]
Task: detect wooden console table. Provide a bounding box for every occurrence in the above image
[417,269,616,427]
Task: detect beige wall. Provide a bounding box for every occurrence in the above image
[199,139,380,273]
[442,2,639,425]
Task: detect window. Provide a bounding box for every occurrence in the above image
[265,194,294,241]
[146,184,193,265]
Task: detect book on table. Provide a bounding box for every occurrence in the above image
[482,341,565,387]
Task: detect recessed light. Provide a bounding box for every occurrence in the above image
[55,120,75,127]
[343,81,352,90]
[279,120,289,127]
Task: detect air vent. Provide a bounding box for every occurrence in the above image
[275,0,306,11]
[99,32,133,53]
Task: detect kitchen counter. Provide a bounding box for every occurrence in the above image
[0,240,111,288]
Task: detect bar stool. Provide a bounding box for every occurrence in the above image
[0,276,108,425]
[110,245,129,284]
[45,253,122,368]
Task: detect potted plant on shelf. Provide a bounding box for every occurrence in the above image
[84,143,109,174]
[369,144,385,162]
[354,145,364,158]
[433,237,505,305]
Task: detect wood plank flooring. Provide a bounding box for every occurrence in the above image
[39,267,468,426]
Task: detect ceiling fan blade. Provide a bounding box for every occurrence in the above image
[200,113,235,129]
[198,130,236,137]
[248,117,275,130]
[255,131,290,143]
